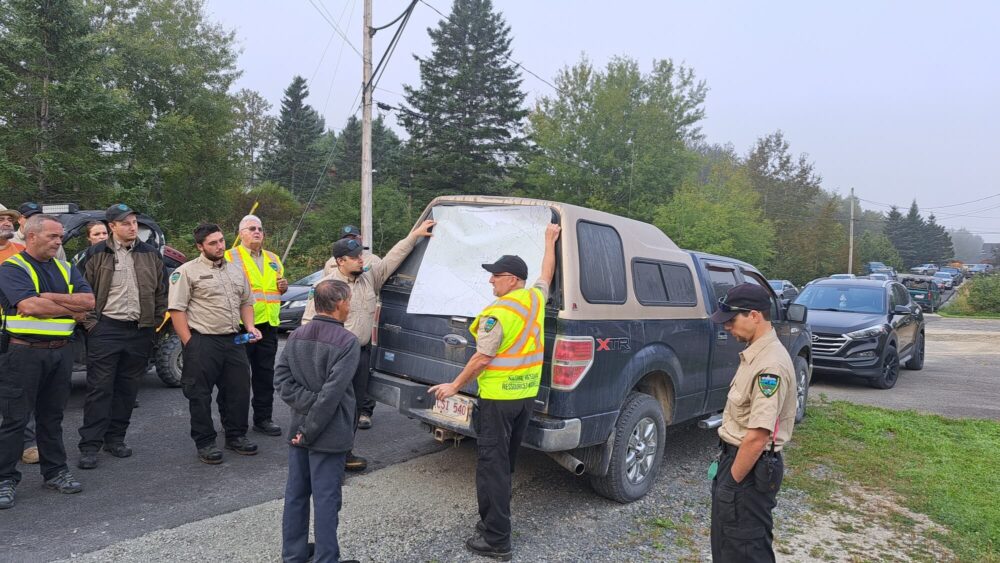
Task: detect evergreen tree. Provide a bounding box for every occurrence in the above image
[400,0,528,207]
[330,115,402,186]
[263,76,328,201]
[233,89,277,189]
[925,214,954,264]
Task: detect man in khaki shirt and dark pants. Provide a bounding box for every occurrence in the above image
[709,283,797,563]
[76,204,167,469]
[168,223,260,465]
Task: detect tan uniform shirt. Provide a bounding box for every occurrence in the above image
[167,254,253,335]
[101,238,141,321]
[718,328,797,451]
[476,281,550,355]
[303,235,417,345]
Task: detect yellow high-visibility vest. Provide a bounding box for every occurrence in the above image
[1,254,76,337]
[470,287,545,400]
[225,245,283,326]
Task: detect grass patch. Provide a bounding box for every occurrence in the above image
[939,279,1000,318]
[786,401,1000,561]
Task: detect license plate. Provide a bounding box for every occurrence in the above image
[433,395,473,424]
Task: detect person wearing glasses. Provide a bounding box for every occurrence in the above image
[302,219,436,472]
[220,215,289,438]
[708,283,797,563]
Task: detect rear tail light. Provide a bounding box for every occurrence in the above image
[551,335,594,391]
[371,302,381,347]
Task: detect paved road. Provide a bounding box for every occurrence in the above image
[0,337,446,563]
[811,315,1000,420]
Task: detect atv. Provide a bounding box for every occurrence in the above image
[46,203,187,387]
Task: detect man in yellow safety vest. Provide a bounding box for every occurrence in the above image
[222,215,289,437]
[429,222,561,560]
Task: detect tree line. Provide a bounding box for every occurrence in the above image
[0,0,968,283]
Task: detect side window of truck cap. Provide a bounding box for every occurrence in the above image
[577,220,627,304]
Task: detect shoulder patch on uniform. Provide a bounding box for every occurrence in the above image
[483,316,498,332]
[170,271,180,284]
[757,374,780,398]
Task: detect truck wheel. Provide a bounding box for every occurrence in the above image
[904,332,925,371]
[154,333,183,387]
[794,355,811,423]
[869,345,899,390]
[589,392,666,503]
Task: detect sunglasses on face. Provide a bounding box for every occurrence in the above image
[717,297,756,314]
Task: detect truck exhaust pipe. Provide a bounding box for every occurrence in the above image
[547,451,585,476]
[699,413,723,430]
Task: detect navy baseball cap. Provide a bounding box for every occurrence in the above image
[18,202,41,218]
[339,225,361,238]
[332,238,364,259]
[482,255,528,281]
[710,283,772,323]
[106,203,137,222]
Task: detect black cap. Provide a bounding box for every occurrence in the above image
[339,225,361,239]
[710,283,772,324]
[331,238,364,259]
[18,202,41,218]
[482,255,528,281]
[106,203,137,222]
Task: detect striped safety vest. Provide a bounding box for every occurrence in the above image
[470,287,545,400]
[1,254,76,337]
[225,245,283,326]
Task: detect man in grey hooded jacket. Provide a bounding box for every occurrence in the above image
[274,279,360,563]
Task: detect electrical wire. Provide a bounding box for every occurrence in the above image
[307,0,363,58]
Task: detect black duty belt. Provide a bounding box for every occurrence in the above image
[9,337,69,349]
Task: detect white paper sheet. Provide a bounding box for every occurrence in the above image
[406,205,551,317]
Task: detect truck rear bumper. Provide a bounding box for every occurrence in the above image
[368,370,582,452]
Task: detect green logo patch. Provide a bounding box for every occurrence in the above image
[757,374,780,398]
[483,317,498,332]
[170,271,181,284]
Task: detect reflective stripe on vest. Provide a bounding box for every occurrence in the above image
[470,287,544,400]
[1,254,77,336]
[225,246,283,326]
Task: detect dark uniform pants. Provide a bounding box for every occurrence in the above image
[217,323,278,427]
[181,332,251,448]
[711,441,784,562]
[474,396,534,549]
[353,344,374,424]
[0,344,74,483]
[282,446,347,563]
[79,318,154,452]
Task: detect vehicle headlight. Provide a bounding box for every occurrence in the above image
[286,300,308,310]
[846,324,888,339]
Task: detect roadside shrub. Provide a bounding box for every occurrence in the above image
[966,275,1000,313]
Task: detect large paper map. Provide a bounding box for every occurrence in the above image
[407,205,551,317]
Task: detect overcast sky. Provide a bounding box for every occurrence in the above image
[206,0,1000,242]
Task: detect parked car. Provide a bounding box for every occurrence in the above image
[937,267,963,285]
[829,273,856,280]
[864,261,889,275]
[901,276,942,313]
[910,264,938,275]
[794,278,924,389]
[932,271,954,290]
[967,264,994,276]
[368,195,812,503]
[768,279,799,301]
[278,269,325,330]
[872,268,897,280]
[867,273,889,281]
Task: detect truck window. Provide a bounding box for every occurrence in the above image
[707,266,738,303]
[577,221,627,304]
[740,270,780,319]
[660,263,697,305]
[632,259,697,306]
[633,261,668,303]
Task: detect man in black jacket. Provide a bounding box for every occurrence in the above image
[274,279,360,563]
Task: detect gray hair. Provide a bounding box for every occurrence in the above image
[239,214,262,231]
[25,213,61,235]
[314,279,351,314]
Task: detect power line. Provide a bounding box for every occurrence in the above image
[307,0,363,58]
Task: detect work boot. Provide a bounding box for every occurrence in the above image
[225,436,259,456]
[0,480,15,509]
[197,445,224,465]
[103,443,133,458]
[21,446,39,464]
[44,469,83,494]
[345,452,368,472]
[357,414,372,430]
[476,520,486,535]
[465,535,511,561]
[252,419,282,437]
[77,452,99,470]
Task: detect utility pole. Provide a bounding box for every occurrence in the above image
[848,187,855,274]
[360,0,374,247]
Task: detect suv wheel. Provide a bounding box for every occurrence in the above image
[154,333,183,387]
[870,345,899,389]
[794,356,811,423]
[904,332,925,371]
[589,392,666,503]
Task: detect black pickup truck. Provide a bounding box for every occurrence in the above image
[368,196,811,502]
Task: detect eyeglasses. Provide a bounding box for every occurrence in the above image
[244,226,264,233]
[717,297,755,314]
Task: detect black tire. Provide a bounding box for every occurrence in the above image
[869,345,900,389]
[589,392,666,504]
[904,331,925,371]
[154,333,183,387]
[794,355,811,423]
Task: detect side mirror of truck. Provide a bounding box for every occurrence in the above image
[893,305,911,316]
[787,303,807,324]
